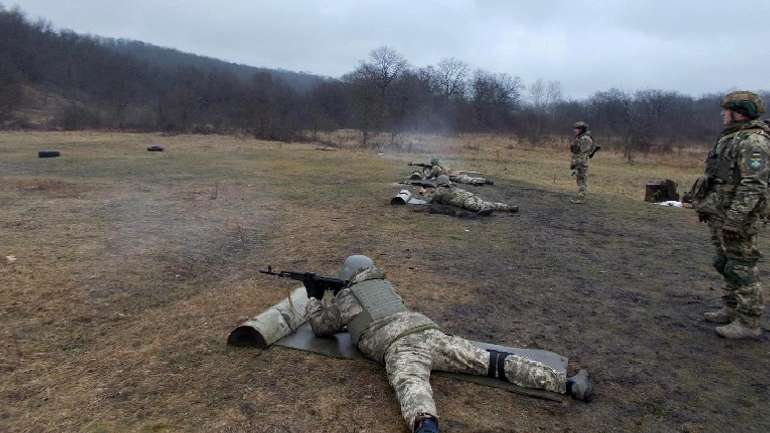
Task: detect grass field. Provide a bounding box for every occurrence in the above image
[1,131,767,433]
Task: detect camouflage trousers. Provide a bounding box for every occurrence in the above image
[707,217,765,320]
[436,189,513,213]
[449,173,487,186]
[574,162,588,199]
[384,329,566,430]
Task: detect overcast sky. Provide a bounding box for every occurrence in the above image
[10,0,770,98]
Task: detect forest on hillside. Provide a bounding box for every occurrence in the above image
[1,5,767,154]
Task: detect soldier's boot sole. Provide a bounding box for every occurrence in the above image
[715,320,763,339]
[703,308,736,324]
[567,369,593,402]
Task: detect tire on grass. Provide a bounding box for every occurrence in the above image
[38,150,61,158]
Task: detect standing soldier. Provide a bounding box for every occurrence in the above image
[569,121,599,204]
[306,255,593,433]
[692,91,770,339]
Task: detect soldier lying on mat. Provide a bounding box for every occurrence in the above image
[306,255,593,433]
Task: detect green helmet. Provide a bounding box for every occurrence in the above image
[436,175,451,187]
[430,157,440,166]
[721,91,765,119]
[338,255,375,280]
[573,121,589,131]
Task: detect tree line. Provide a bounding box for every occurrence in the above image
[1,5,766,153]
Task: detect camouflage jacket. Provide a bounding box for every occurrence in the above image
[426,164,448,179]
[305,267,438,362]
[697,120,770,228]
[570,133,595,165]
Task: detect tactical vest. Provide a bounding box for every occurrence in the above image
[348,279,407,345]
[707,126,770,185]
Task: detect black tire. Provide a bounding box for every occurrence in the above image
[38,150,61,158]
[147,145,164,152]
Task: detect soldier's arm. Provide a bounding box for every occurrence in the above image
[724,135,770,230]
[306,288,361,336]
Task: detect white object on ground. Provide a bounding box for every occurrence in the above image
[5,255,17,263]
[655,201,683,208]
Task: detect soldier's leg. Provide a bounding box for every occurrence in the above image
[716,222,764,338]
[384,333,437,432]
[491,202,519,212]
[704,218,738,323]
[427,330,566,394]
[576,165,588,199]
[461,194,493,214]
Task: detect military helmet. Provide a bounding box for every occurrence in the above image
[721,91,765,119]
[573,121,589,131]
[430,157,440,166]
[436,175,451,187]
[338,255,375,280]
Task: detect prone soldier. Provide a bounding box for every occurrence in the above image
[691,91,770,339]
[306,255,593,433]
[423,175,517,215]
[409,158,493,185]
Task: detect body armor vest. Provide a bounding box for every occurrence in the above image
[348,279,407,344]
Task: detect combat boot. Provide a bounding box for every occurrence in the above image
[414,416,438,433]
[703,307,736,324]
[566,369,593,402]
[715,317,762,340]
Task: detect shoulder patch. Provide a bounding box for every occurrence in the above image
[747,151,766,171]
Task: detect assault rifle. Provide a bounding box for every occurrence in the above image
[589,145,601,158]
[259,266,349,300]
[408,162,433,169]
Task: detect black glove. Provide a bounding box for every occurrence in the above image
[570,163,576,170]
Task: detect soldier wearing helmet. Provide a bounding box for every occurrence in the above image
[424,175,517,215]
[569,121,600,204]
[306,255,593,433]
[691,90,770,339]
[425,158,448,179]
[411,158,493,185]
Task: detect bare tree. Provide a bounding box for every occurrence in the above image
[436,58,469,99]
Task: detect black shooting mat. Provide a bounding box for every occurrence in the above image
[275,323,568,402]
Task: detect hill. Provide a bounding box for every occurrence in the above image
[0,5,327,135]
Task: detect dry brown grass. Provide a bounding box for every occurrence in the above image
[2,131,764,433]
[314,130,706,201]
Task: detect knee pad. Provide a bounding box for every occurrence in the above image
[724,260,756,286]
[712,255,727,275]
[487,349,511,380]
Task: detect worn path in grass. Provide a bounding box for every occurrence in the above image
[1,132,768,433]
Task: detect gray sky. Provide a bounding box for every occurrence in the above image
[11,0,770,98]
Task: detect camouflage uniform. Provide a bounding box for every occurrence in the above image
[425,164,448,180]
[306,267,566,431]
[570,123,597,202]
[422,161,491,186]
[448,173,490,186]
[694,117,770,334]
[429,183,516,213]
